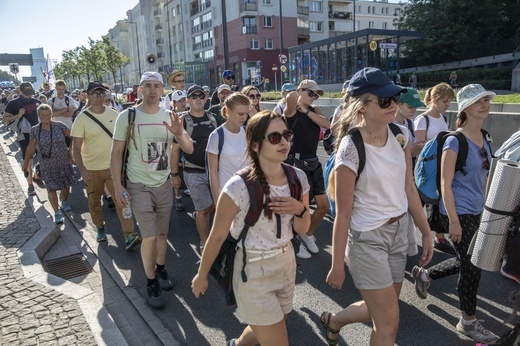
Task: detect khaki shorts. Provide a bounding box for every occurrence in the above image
[346,216,409,290]
[233,242,296,326]
[183,171,213,211]
[125,179,173,238]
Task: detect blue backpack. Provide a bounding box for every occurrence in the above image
[324,123,404,217]
[414,129,491,205]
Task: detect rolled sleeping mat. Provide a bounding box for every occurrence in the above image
[471,160,520,271]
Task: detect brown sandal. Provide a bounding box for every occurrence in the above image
[320,312,341,345]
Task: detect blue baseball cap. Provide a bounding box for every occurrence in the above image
[348,67,406,97]
[222,70,235,79]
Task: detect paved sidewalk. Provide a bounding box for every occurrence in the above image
[0,126,176,345]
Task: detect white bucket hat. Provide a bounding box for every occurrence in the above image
[457,84,495,114]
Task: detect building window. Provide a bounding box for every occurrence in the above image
[309,21,323,32]
[357,5,361,13]
[382,22,388,29]
[369,21,374,28]
[250,38,259,49]
[243,16,257,34]
[265,38,274,49]
[263,0,271,4]
[172,7,176,17]
[264,16,273,27]
[355,20,360,30]
[309,1,322,12]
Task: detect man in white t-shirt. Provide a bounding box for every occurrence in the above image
[48,80,78,129]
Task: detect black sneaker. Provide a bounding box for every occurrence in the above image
[147,282,166,309]
[175,197,185,211]
[156,269,174,291]
[434,238,456,255]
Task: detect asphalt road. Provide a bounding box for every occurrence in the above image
[63,154,518,346]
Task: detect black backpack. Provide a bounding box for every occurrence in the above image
[209,163,302,306]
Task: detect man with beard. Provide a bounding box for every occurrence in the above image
[2,82,41,195]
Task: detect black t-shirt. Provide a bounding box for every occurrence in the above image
[5,96,41,127]
[182,111,221,172]
[286,105,321,158]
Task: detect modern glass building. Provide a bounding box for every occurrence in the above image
[287,29,422,85]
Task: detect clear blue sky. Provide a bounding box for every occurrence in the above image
[0,0,138,76]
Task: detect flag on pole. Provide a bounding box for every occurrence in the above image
[40,67,48,82]
[46,54,56,86]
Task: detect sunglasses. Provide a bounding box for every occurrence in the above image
[367,95,401,109]
[248,93,261,100]
[264,129,293,145]
[173,79,185,83]
[303,89,320,100]
[90,91,106,98]
[189,93,205,100]
[224,75,235,80]
[479,147,490,171]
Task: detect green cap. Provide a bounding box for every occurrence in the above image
[399,87,425,108]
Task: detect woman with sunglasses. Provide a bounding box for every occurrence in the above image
[322,68,433,345]
[241,85,262,113]
[193,110,311,346]
[22,104,76,224]
[207,92,251,203]
[284,79,330,259]
[411,84,498,345]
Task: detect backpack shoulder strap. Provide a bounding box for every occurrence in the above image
[216,125,225,159]
[406,118,415,138]
[423,114,430,133]
[65,96,70,107]
[388,123,405,149]
[346,127,365,183]
[481,129,494,157]
[442,114,448,124]
[182,111,193,137]
[206,111,219,129]
[83,110,113,138]
[453,131,469,174]
[281,163,302,202]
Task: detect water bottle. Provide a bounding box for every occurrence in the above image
[122,191,132,219]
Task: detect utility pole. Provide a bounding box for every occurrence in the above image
[279,0,284,84]
[221,0,230,72]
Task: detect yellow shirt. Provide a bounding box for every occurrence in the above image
[70,107,119,170]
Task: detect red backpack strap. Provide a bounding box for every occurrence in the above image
[281,163,302,201]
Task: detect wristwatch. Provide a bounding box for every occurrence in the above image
[305,109,311,115]
[170,172,180,177]
[295,206,307,218]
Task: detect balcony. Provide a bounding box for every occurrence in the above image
[242,25,258,34]
[240,2,257,12]
[156,38,164,46]
[155,24,163,32]
[329,11,352,19]
[297,27,310,36]
[154,8,162,18]
[329,30,348,37]
[297,6,309,15]
[191,0,211,16]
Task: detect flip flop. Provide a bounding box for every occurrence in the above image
[320,312,341,345]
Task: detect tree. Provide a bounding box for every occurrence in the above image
[80,38,106,82]
[101,36,130,89]
[396,0,520,67]
[0,70,15,82]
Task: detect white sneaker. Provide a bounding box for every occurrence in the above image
[296,243,312,259]
[456,319,499,344]
[300,234,319,254]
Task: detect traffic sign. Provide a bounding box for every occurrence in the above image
[279,54,288,65]
[280,65,287,73]
[369,40,378,51]
[9,63,19,74]
[272,64,278,72]
[379,43,398,49]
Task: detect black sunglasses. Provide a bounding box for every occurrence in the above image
[264,129,293,145]
[303,89,320,100]
[248,93,261,100]
[479,147,490,171]
[224,75,235,80]
[90,91,106,98]
[367,95,401,109]
[189,93,205,100]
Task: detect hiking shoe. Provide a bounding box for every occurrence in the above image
[28,185,36,196]
[175,197,185,211]
[227,339,236,346]
[125,234,142,251]
[156,269,174,291]
[96,226,107,242]
[54,212,64,225]
[501,264,520,284]
[297,243,312,259]
[61,200,72,212]
[412,265,430,300]
[107,196,115,209]
[456,319,499,344]
[147,282,166,309]
[434,238,456,255]
[300,234,319,254]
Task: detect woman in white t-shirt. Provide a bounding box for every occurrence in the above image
[414,82,456,254]
[207,92,251,202]
[192,111,311,346]
[322,68,433,345]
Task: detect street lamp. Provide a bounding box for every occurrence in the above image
[126,20,142,78]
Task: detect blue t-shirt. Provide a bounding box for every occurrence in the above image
[440,134,491,216]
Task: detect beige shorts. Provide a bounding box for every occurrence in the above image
[346,215,409,290]
[233,242,296,326]
[125,179,173,238]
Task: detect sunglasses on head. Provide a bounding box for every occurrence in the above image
[224,75,235,80]
[367,95,401,109]
[303,89,320,100]
[248,93,261,100]
[264,129,293,145]
[479,147,490,171]
[189,93,205,100]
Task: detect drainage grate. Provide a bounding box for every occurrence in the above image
[41,253,93,280]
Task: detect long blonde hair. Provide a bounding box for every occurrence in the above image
[424,82,454,108]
